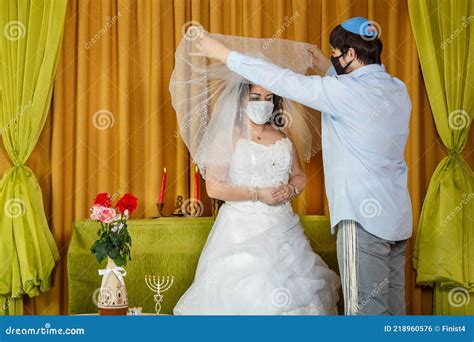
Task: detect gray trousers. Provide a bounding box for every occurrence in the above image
[336,220,407,315]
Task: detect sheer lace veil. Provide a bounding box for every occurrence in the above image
[169,25,321,185]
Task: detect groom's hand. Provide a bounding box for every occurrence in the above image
[201,33,232,63]
[308,45,331,74]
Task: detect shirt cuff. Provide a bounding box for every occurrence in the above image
[326,64,337,76]
[226,50,245,72]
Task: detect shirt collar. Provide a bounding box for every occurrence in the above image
[349,63,386,77]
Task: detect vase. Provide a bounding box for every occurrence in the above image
[97,257,128,315]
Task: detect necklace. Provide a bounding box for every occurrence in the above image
[255,125,265,141]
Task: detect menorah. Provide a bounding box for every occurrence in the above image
[144,275,175,314]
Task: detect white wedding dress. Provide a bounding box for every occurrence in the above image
[173,137,340,315]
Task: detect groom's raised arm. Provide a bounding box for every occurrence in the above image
[226,51,347,115]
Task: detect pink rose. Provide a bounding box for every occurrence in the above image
[90,205,117,224]
[90,205,102,220]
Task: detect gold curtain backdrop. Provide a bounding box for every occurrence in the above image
[0,0,472,315]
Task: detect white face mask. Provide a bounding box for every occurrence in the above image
[244,101,274,125]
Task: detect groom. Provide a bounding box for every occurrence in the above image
[201,17,412,315]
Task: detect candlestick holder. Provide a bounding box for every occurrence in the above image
[183,198,204,217]
[144,275,174,315]
[154,203,164,218]
[171,195,184,216]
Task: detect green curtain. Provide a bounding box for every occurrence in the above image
[0,0,67,315]
[408,0,474,314]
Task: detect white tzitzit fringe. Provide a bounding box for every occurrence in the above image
[343,220,359,315]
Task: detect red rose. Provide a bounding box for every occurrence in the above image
[115,193,138,215]
[93,193,112,207]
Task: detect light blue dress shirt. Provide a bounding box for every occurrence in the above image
[226,51,413,241]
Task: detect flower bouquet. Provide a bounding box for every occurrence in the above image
[89,192,138,315]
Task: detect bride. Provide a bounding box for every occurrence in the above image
[170,27,340,315]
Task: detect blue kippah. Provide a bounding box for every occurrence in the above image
[340,17,378,37]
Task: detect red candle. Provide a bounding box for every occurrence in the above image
[194,165,200,201]
[159,167,167,204]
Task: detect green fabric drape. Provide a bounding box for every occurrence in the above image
[408,0,474,314]
[0,0,67,315]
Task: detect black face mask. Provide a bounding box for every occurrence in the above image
[331,52,354,75]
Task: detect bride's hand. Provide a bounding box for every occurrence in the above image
[271,184,293,203]
[201,32,232,63]
[308,45,331,74]
[257,188,282,205]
